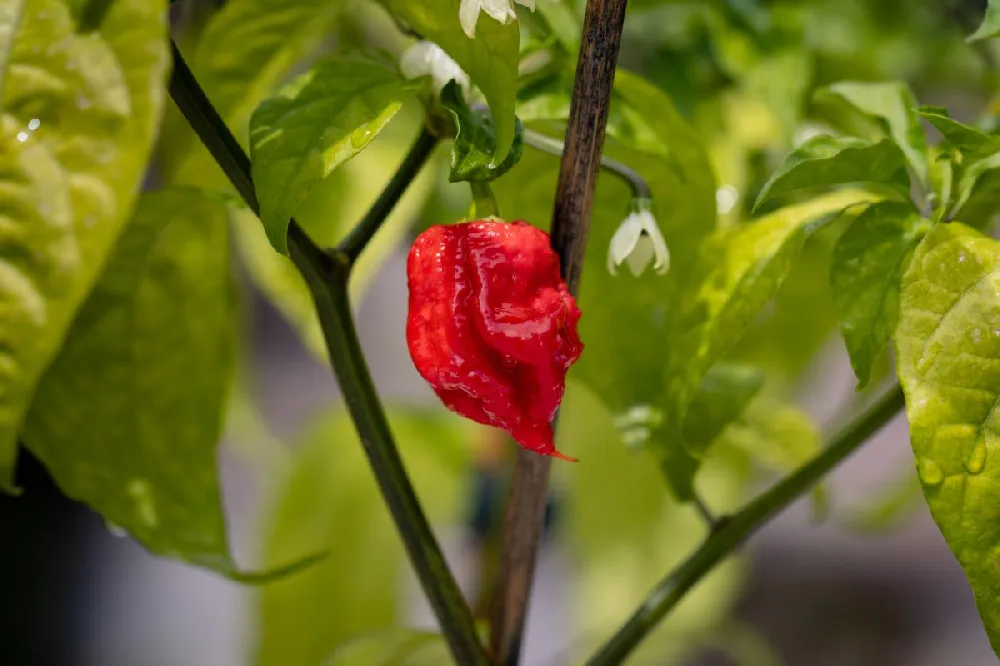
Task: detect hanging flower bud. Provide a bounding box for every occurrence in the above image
[399,41,470,97]
[406,220,583,461]
[607,200,670,277]
[459,0,536,39]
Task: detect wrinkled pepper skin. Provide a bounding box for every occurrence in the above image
[406,220,583,461]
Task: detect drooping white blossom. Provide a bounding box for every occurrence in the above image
[399,41,470,96]
[459,0,535,39]
[607,206,670,277]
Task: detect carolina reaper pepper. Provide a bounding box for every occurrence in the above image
[406,220,583,461]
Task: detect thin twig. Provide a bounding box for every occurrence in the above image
[586,384,906,665]
[167,39,489,666]
[339,127,438,262]
[489,2,630,665]
[522,128,652,199]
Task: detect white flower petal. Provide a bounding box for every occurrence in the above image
[514,0,536,10]
[459,0,482,37]
[399,41,470,96]
[607,213,643,275]
[625,236,656,277]
[637,210,670,274]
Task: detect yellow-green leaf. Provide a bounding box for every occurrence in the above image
[0,0,168,489]
[895,221,1000,656]
[754,136,909,212]
[325,631,451,666]
[163,0,342,186]
[249,57,417,254]
[22,189,235,569]
[658,191,878,498]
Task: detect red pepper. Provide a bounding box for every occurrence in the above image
[406,220,583,461]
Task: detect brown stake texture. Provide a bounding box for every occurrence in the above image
[488,1,630,664]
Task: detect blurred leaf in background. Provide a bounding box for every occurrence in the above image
[255,407,474,666]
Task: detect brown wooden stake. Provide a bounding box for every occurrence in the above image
[488,1,630,663]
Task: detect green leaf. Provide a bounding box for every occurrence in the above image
[440,80,523,183]
[163,0,342,184]
[754,136,910,212]
[235,108,438,361]
[21,189,235,569]
[0,0,168,489]
[895,221,1000,656]
[715,396,823,478]
[561,381,747,663]
[830,201,930,389]
[681,364,766,451]
[658,190,879,498]
[950,152,1000,228]
[375,0,520,162]
[256,407,473,666]
[325,631,451,666]
[968,0,1000,42]
[916,106,1000,159]
[249,57,416,254]
[817,81,929,186]
[712,395,826,512]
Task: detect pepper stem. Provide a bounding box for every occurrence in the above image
[522,128,653,200]
[167,39,490,666]
[470,181,500,218]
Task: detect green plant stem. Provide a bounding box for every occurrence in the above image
[587,384,906,666]
[339,128,438,262]
[523,128,652,200]
[167,38,489,666]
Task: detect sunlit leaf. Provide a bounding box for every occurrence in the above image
[375,0,520,162]
[830,201,929,388]
[658,191,879,498]
[235,108,439,361]
[325,631,451,666]
[754,136,910,212]
[968,0,1000,42]
[256,407,473,666]
[22,190,235,569]
[817,81,928,186]
[0,0,167,489]
[163,0,342,183]
[440,80,523,183]
[249,57,416,254]
[895,221,1000,656]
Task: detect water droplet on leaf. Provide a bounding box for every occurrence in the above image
[127,478,158,527]
[105,521,128,538]
[966,439,987,475]
[918,458,944,486]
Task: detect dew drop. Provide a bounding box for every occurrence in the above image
[715,185,739,215]
[966,439,987,475]
[127,478,158,527]
[958,251,968,263]
[105,521,128,538]
[973,328,983,343]
[15,132,27,143]
[918,458,944,486]
[27,118,40,131]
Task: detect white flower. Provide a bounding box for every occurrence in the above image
[607,205,670,277]
[399,41,470,96]
[459,0,535,39]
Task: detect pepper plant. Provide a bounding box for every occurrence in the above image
[8,0,1000,664]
